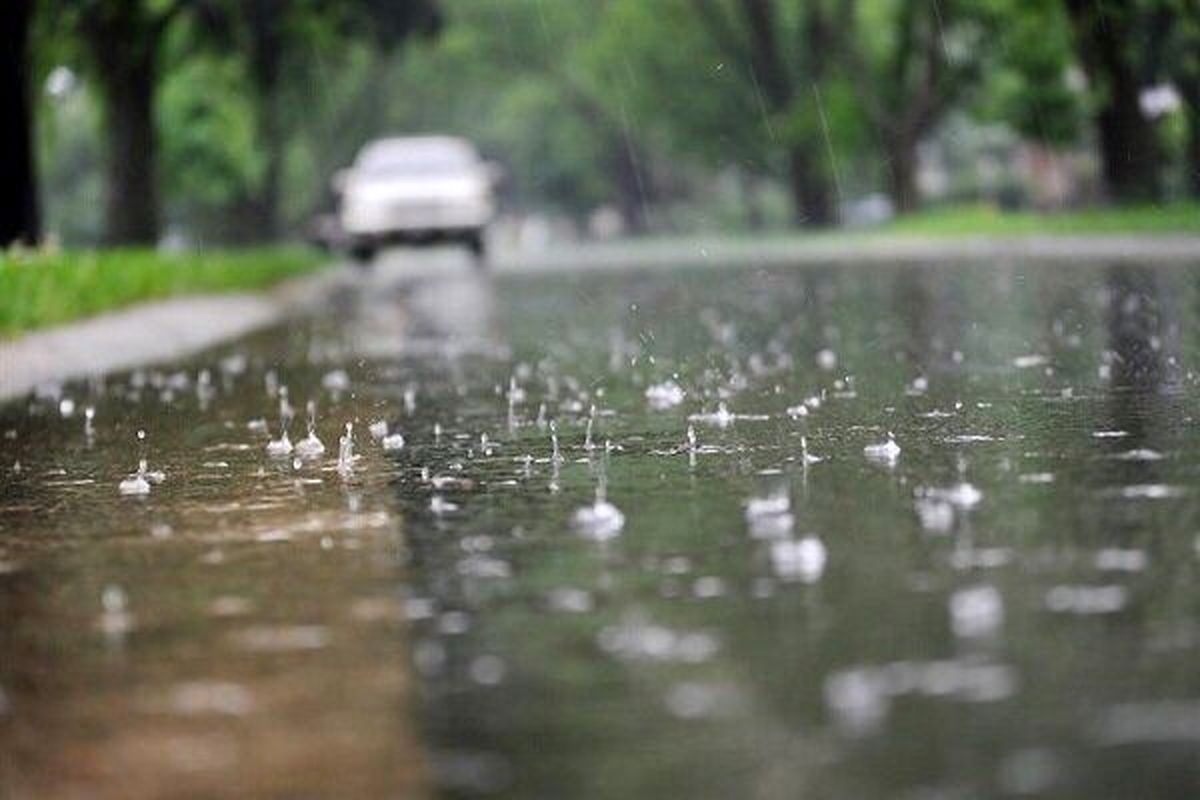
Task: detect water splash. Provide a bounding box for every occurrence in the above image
[572,475,625,540]
[118,460,152,496]
[645,379,685,410]
[770,536,827,583]
[550,420,563,464]
[119,430,163,495]
[800,436,823,465]
[745,489,793,539]
[689,402,768,428]
[266,429,293,457]
[267,388,295,456]
[863,432,901,465]
[689,402,735,428]
[337,423,356,474]
[949,584,1004,638]
[295,401,326,459]
[584,405,596,451]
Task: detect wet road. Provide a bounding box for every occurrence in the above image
[3,249,1200,798]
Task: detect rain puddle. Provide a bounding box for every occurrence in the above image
[3,258,1200,797]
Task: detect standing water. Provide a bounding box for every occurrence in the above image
[3,257,1200,798]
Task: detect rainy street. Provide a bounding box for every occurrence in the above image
[3,250,1200,798]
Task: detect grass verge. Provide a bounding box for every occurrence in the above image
[882,202,1200,236]
[0,246,325,337]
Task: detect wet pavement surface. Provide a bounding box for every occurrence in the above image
[3,252,1200,798]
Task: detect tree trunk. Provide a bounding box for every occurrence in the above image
[88,2,161,246]
[788,147,835,227]
[0,0,40,246]
[1064,0,1162,203]
[886,133,920,214]
[1182,85,1200,199]
[248,102,283,238]
[246,2,284,239]
[611,129,650,235]
[102,61,159,244]
[1189,107,1200,199]
[739,171,764,230]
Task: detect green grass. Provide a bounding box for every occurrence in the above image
[0,247,325,336]
[882,202,1200,236]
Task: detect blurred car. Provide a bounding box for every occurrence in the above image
[333,135,498,264]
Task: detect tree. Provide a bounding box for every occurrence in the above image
[1,0,40,246]
[1159,0,1200,197]
[847,0,999,213]
[1063,0,1164,202]
[209,0,441,238]
[982,0,1083,149]
[695,0,841,226]
[376,0,662,232]
[58,0,193,245]
[597,0,846,227]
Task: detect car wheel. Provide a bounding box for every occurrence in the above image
[349,242,376,267]
[466,232,486,266]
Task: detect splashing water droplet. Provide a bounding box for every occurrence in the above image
[294,400,326,459]
[337,423,356,473]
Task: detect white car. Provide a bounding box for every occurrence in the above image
[334,136,497,264]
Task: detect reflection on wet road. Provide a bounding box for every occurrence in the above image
[4,252,1200,798]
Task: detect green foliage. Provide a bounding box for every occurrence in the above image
[27,0,1200,243]
[884,201,1200,235]
[0,246,322,334]
[159,55,265,209]
[980,0,1082,144]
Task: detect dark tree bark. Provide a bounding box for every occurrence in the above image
[1188,98,1200,198]
[244,0,285,239]
[788,146,835,226]
[611,129,651,235]
[1064,0,1162,203]
[848,0,968,215]
[722,0,836,226]
[82,1,174,245]
[0,0,40,246]
[97,49,159,245]
[1170,2,1200,199]
[885,133,920,214]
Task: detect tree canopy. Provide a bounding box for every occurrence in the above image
[8,0,1200,246]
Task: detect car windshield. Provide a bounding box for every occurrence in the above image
[357,141,474,177]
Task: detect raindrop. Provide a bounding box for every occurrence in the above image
[863,433,901,465]
[322,369,350,393]
[550,420,563,464]
[645,379,686,410]
[800,436,823,465]
[337,423,356,474]
[294,401,326,459]
[572,477,625,541]
[584,405,596,451]
[949,584,1004,638]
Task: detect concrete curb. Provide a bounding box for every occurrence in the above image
[0,266,346,402]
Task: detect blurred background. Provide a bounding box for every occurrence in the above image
[3,0,1199,250]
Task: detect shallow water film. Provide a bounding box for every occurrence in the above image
[4,258,1200,798]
